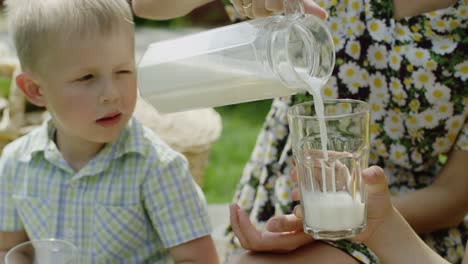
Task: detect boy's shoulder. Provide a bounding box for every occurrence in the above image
[128,118,186,165]
[1,124,47,162]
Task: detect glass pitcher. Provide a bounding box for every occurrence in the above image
[138,0,335,113]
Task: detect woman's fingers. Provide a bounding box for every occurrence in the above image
[230,203,314,252]
[290,166,298,182]
[265,0,284,12]
[253,0,274,17]
[291,188,300,200]
[304,0,328,19]
[266,212,304,232]
[230,203,252,247]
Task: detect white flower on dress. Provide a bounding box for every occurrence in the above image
[457,5,468,20]
[393,91,407,106]
[321,76,338,99]
[315,0,329,9]
[432,136,452,154]
[447,19,460,31]
[384,110,405,140]
[328,17,341,35]
[368,19,387,41]
[239,184,256,209]
[425,59,438,71]
[264,143,279,163]
[338,62,360,92]
[404,45,430,67]
[425,83,451,104]
[411,150,423,164]
[351,20,365,38]
[405,114,420,130]
[389,77,403,93]
[448,228,462,244]
[369,72,390,104]
[367,44,388,69]
[275,175,292,205]
[251,185,269,214]
[388,51,402,71]
[418,109,440,129]
[352,251,370,263]
[445,115,465,134]
[358,69,369,87]
[345,40,361,60]
[390,77,407,106]
[348,0,363,14]
[251,143,266,163]
[412,68,436,89]
[432,37,458,55]
[454,60,468,81]
[390,143,409,167]
[369,152,379,164]
[434,101,454,120]
[332,34,345,52]
[370,100,386,121]
[374,139,388,157]
[431,17,450,33]
[394,23,412,42]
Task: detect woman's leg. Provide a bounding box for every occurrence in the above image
[231,242,360,264]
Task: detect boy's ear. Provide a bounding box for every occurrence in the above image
[15,72,47,107]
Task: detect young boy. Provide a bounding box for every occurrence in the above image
[0,0,218,263]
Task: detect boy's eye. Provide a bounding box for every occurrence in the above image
[117,70,133,75]
[76,74,94,82]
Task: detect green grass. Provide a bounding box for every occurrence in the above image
[0,77,11,97]
[202,100,272,204]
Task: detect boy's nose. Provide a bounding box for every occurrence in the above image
[99,80,120,104]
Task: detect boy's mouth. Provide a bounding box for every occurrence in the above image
[96,112,122,127]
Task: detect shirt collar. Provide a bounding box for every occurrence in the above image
[20,117,148,166]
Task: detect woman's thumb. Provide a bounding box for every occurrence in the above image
[363,166,389,196]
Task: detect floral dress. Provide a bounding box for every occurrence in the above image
[223,0,468,263]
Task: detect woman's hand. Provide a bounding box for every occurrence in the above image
[230,0,327,20]
[229,204,314,253]
[265,166,394,245]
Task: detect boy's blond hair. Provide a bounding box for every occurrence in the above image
[6,0,134,74]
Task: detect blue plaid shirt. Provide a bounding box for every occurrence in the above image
[0,118,212,263]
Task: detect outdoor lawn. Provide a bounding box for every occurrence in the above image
[202,100,272,204]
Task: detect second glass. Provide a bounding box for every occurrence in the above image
[5,239,78,264]
[288,99,370,240]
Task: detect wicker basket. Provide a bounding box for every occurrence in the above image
[134,99,222,186]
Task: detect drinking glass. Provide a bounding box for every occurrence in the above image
[288,99,370,240]
[5,239,78,264]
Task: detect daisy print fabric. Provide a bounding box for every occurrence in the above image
[223,0,468,263]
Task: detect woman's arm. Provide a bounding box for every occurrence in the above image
[392,150,468,234]
[392,0,457,20]
[132,0,215,20]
